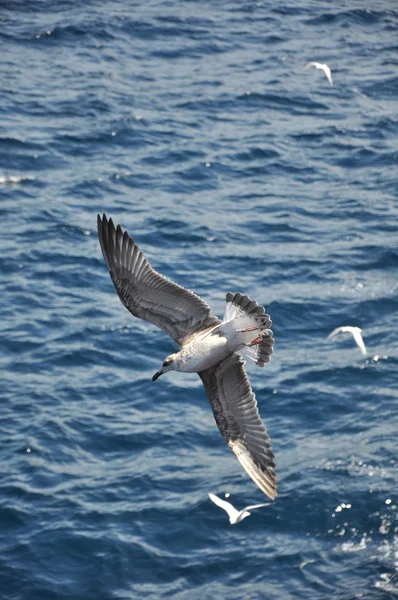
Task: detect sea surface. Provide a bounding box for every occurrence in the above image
[1,1,397,599]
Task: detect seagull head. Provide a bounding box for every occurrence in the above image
[152,354,178,382]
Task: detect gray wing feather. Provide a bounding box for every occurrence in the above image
[199,354,277,500]
[98,214,219,346]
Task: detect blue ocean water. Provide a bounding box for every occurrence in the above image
[1,1,397,598]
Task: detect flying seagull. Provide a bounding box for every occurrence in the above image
[97,214,277,499]
[208,492,271,525]
[325,326,367,356]
[304,62,333,86]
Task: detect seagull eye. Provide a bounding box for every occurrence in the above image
[163,358,172,367]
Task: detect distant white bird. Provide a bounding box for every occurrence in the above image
[304,62,333,86]
[325,326,367,356]
[208,492,271,525]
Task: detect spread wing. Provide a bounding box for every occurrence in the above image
[208,493,238,520]
[352,329,367,356]
[244,502,272,511]
[325,326,345,341]
[97,214,220,346]
[199,354,277,500]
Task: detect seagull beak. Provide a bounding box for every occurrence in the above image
[152,370,163,382]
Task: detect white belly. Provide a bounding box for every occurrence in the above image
[180,331,230,372]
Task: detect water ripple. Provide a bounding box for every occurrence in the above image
[0,1,397,599]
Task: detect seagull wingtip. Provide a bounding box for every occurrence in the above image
[97,213,109,225]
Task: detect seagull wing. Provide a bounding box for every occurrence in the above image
[208,493,239,520]
[352,329,367,356]
[324,66,333,86]
[244,502,272,511]
[200,354,277,500]
[325,326,345,341]
[98,214,220,346]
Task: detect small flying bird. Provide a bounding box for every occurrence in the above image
[208,492,271,525]
[304,62,333,86]
[97,215,277,499]
[325,326,367,356]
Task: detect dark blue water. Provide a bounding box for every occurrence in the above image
[1,2,397,598]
